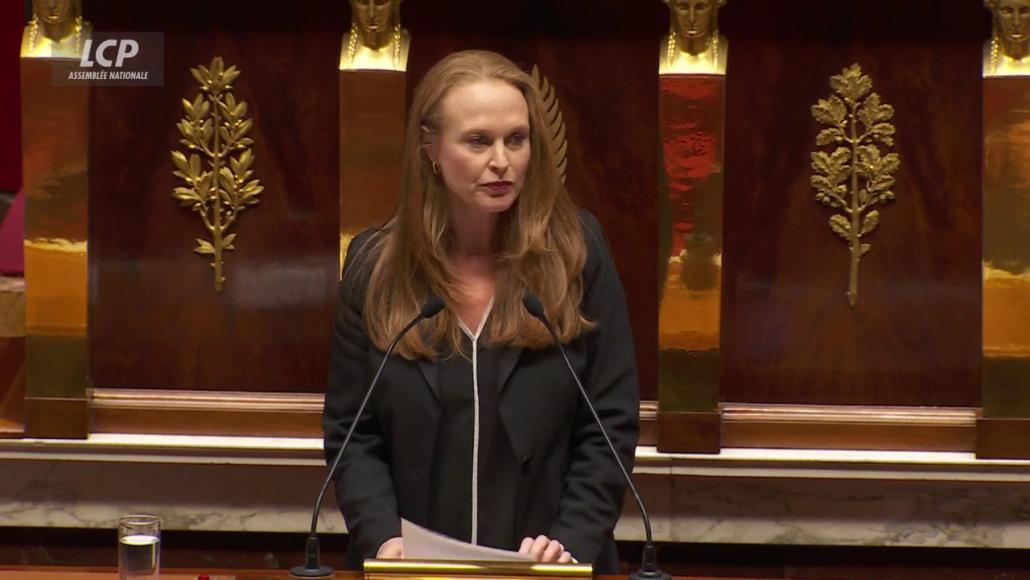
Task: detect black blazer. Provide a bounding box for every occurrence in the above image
[323,211,640,573]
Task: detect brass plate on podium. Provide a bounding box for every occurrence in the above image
[982,76,1030,434]
[657,74,725,453]
[657,75,724,413]
[364,560,592,580]
[20,55,89,439]
[339,69,405,270]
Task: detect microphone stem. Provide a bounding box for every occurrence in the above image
[535,317,668,579]
[540,324,654,547]
[308,313,424,536]
[293,296,442,577]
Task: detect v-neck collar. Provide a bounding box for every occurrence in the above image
[457,297,494,341]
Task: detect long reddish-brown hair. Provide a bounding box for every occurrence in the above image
[354,50,589,359]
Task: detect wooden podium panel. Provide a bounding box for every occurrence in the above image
[10,0,991,446]
[719,0,983,408]
[86,1,344,394]
[83,0,661,399]
[69,0,663,435]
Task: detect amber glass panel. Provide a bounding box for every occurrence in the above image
[982,77,1030,418]
[658,75,724,412]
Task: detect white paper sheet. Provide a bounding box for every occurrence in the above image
[400,518,534,561]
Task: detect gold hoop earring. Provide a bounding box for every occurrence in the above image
[431,161,440,175]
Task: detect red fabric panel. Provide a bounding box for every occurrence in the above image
[0,3,24,191]
[0,190,24,274]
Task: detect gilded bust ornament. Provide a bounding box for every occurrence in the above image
[21,0,92,59]
[985,0,1030,76]
[660,0,728,75]
[340,0,411,71]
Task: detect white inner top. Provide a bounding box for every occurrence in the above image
[456,298,494,545]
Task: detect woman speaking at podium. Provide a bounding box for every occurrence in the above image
[323,50,639,574]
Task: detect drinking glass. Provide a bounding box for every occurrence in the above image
[118,514,160,580]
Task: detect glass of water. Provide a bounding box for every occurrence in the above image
[118,514,160,580]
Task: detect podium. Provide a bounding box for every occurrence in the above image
[364,560,592,580]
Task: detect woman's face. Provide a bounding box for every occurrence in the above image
[429,80,531,217]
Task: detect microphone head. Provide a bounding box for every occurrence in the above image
[421,295,446,319]
[521,293,547,322]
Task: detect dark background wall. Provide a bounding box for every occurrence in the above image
[720,0,987,406]
[0,2,26,193]
[84,0,662,397]
[6,0,995,408]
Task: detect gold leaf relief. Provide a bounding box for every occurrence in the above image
[811,63,899,307]
[172,56,263,292]
[531,64,568,184]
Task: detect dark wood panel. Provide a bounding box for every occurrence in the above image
[86,0,662,399]
[24,396,87,438]
[90,388,324,437]
[402,0,662,399]
[87,1,344,392]
[76,0,993,409]
[0,336,25,438]
[656,411,721,453]
[535,27,660,403]
[721,403,977,452]
[658,404,978,453]
[720,0,985,406]
[339,71,406,237]
[638,400,657,447]
[90,388,657,442]
[976,417,1030,459]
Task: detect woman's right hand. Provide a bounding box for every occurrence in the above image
[377,536,404,559]
[519,535,573,563]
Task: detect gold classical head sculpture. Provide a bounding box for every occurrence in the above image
[22,0,91,58]
[660,0,728,75]
[342,0,410,71]
[989,0,1030,59]
[986,0,1030,75]
[351,0,400,49]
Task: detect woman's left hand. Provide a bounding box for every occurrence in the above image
[519,535,573,563]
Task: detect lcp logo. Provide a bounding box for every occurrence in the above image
[56,32,163,86]
[79,38,139,68]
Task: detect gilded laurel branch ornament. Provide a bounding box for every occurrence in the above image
[172,57,263,292]
[810,63,899,307]
[531,65,568,184]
